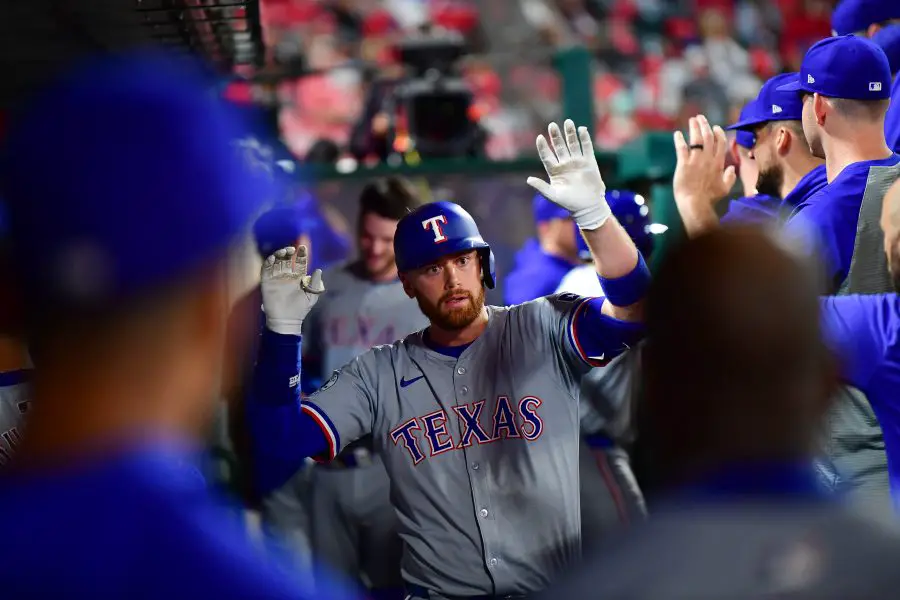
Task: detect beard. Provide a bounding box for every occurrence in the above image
[756,162,784,198]
[416,286,485,331]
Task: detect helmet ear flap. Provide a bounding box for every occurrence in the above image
[478,247,496,289]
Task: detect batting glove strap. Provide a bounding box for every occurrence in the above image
[266,317,305,337]
[573,199,612,231]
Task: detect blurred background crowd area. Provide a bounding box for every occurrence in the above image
[243,0,838,161]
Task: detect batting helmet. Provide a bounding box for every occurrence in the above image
[394,201,496,288]
[576,190,658,260]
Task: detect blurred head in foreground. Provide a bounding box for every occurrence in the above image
[640,226,837,491]
[0,49,272,450]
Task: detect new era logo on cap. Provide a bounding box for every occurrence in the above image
[772,105,782,114]
[807,74,815,84]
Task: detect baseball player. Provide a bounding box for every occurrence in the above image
[271,177,428,599]
[674,75,828,237]
[872,24,900,152]
[247,118,649,599]
[545,226,900,600]
[0,50,356,599]
[503,193,583,305]
[832,0,900,152]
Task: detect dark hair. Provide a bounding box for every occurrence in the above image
[829,97,891,121]
[358,177,423,222]
[305,139,341,165]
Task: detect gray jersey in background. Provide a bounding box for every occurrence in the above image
[304,294,603,597]
[543,499,900,600]
[265,262,427,590]
[0,371,31,466]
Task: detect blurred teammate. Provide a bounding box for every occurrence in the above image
[674,74,827,236]
[273,177,426,600]
[545,226,900,599]
[0,50,355,599]
[503,193,582,304]
[831,0,900,156]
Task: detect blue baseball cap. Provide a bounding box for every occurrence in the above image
[533,193,571,224]
[728,73,806,130]
[0,50,274,311]
[735,130,756,149]
[576,190,659,259]
[776,35,892,100]
[253,205,308,258]
[873,23,900,75]
[832,0,900,36]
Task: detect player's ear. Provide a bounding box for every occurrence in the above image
[399,273,415,298]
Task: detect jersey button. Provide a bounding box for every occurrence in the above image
[489,557,498,567]
[479,508,489,518]
[471,462,480,470]
[460,385,469,395]
[457,366,466,375]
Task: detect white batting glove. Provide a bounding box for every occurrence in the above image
[526,119,611,230]
[260,245,325,336]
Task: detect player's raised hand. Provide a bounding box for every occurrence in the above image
[672,115,737,214]
[260,245,325,336]
[526,119,611,230]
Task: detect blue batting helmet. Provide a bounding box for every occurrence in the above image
[576,190,659,260]
[394,201,496,288]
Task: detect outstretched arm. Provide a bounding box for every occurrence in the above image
[527,119,650,323]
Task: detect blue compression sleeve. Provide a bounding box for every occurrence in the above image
[247,329,330,496]
[569,297,645,366]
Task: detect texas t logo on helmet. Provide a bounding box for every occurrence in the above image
[394,201,496,288]
[421,215,449,243]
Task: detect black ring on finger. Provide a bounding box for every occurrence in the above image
[689,144,704,150]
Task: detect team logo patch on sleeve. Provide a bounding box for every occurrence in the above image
[321,371,339,391]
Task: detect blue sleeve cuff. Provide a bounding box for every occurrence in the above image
[597,253,650,307]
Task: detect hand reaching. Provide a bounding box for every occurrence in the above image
[672,115,737,215]
[260,245,324,336]
[526,119,611,230]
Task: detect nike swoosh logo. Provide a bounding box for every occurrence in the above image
[588,354,605,362]
[400,375,425,388]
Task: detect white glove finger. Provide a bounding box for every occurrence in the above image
[577,126,596,161]
[525,176,554,200]
[535,135,559,173]
[294,244,309,277]
[563,119,581,157]
[274,248,288,260]
[304,269,325,294]
[283,246,296,258]
[261,253,276,279]
[547,122,570,161]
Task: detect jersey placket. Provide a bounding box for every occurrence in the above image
[452,354,504,591]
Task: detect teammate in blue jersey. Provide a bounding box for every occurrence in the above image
[873,24,900,152]
[0,50,356,600]
[246,119,649,599]
[544,224,900,600]
[777,36,900,293]
[503,193,582,304]
[672,77,826,237]
[820,178,900,504]
[720,124,782,225]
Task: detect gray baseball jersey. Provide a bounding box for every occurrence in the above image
[543,499,900,600]
[304,293,624,597]
[0,371,31,466]
[302,262,429,376]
